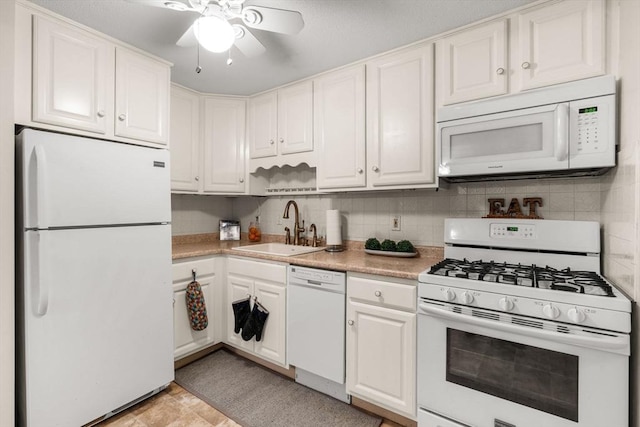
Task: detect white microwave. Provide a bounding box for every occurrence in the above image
[437,75,616,181]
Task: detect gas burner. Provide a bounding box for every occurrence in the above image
[428,258,615,297]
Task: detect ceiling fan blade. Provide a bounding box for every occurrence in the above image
[176,24,198,47]
[125,0,196,12]
[232,25,266,57]
[241,6,304,35]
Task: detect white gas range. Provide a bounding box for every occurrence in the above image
[417,218,631,427]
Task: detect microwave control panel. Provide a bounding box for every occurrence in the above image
[570,94,614,160]
[576,105,603,153]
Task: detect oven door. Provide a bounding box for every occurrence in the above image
[438,103,568,178]
[417,300,629,427]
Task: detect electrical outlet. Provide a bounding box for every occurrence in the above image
[391,215,401,231]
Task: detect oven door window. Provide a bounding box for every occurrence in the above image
[446,328,578,422]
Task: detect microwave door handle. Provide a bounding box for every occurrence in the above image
[555,103,569,162]
[418,303,629,354]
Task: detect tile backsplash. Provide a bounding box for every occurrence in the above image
[173,176,603,248]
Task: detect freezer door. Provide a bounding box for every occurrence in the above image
[18,129,170,229]
[19,225,173,427]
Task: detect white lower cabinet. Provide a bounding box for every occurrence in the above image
[172,256,221,360]
[226,257,287,366]
[346,272,417,419]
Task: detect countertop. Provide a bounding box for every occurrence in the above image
[172,234,444,281]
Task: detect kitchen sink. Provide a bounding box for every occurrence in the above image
[231,243,325,257]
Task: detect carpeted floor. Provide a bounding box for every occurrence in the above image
[175,349,382,427]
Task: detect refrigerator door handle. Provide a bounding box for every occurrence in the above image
[34,145,49,229]
[29,231,49,316]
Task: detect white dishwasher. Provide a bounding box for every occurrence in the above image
[287,265,349,403]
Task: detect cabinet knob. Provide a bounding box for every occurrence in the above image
[97,110,105,118]
[374,290,382,297]
[239,177,245,183]
[269,139,274,145]
[195,176,199,181]
[118,114,126,121]
[496,67,505,75]
[279,138,284,143]
[357,168,363,174]
[348,320,354,326]
[521,62,531,69]
[372,166,380,172]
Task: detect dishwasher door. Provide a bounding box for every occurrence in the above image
[287,266,346,384]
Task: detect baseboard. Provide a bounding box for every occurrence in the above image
[222,345,296,379]
[351,396,417,427]
[173,342,223,369]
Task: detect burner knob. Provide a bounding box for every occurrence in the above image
[543,304,560,319]
[568,307,586,323]
[498,297,514,312]
[442,288,456,302]
[461,291,474,304]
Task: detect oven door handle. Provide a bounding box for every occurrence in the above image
[419,303,630,354]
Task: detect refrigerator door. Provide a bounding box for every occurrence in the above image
[18,129,170,229]
[19,225,173,427]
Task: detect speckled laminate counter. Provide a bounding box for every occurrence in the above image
[172,234,444,281]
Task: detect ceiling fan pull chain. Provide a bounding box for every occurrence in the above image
[196,40,202,73]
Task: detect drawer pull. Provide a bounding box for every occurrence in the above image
[374,290,382,297]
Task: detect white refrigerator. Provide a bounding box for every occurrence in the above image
[16,129,174,427]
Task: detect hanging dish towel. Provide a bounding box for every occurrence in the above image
[186,280,208,331]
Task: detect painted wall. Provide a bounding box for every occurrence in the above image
[600,1,640,425]
[0,1,15,425]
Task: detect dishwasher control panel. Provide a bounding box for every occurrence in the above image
[289,266,345,286]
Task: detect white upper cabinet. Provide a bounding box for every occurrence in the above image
[436,0,606,105]
[315,65,366,190]
[170,85,200,192]
[114,47,169,144]
[247,80,314,169]
[17,5,171,148]
[202,97,246,193]
[516,0,605,91]
[32,15,113,134]
[366,43,436,188]
[277,81,314,155]
[248,90,278,159]
[437,20,508,105]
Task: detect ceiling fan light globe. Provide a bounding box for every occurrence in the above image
[194,16,236,53]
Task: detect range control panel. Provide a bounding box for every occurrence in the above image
[490,223,537,239]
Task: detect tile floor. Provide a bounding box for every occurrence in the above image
[98,382,398,427]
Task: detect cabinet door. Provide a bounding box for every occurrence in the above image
[366,43,435,187]
[315,65,366,189]
[278,81,313,155]
[248,91,278,159]
[346,300,416,418]
[253,280,287,366]
[173,273,216,359]
[226,274,254,352]
[517,0,605,91]
[438,20,508,105]
[33,16,112,134]
[202,97,246,193]
[115,47,169,144]
[170,85,200,192]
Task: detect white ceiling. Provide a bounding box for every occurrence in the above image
[28,0,535,96]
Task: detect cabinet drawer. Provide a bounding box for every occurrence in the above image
[172,257,216,282]
[227,256,287,284]
[347,273,416,311]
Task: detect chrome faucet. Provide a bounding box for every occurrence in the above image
[283,200,305,245]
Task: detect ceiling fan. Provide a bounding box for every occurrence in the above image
[130,0,304,57]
